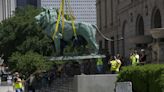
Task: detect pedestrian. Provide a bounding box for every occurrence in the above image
[139,49,147,65]
[130,50,139,66]
[109,56,121,74]
[13,78,23,92]
[96,58,103,74]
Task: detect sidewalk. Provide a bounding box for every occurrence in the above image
[0,85,14,92]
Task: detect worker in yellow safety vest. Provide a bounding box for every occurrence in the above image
[96,58,103,74]
[130,50,139,66]
[109,56,121,74]
[13,77,23,92]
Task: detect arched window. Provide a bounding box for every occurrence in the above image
[151,8,162,28]
[136,15,144,35]
[136,15,147,48]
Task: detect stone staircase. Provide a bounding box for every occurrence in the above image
[37,77,74,92]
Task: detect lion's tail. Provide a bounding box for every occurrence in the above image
[92,24,113,41]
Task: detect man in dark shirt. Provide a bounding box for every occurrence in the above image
[140,49,147,65]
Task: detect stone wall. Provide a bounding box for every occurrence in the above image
[74,74,117,92]
[96,0,164,59]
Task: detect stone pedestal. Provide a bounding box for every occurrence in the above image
[151,42,164,63]
[74,74,117,92]
[158,43,164,63]
[150,28,164,63]
[116,82,132,92]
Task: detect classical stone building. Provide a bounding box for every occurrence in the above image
[96,0,164,63]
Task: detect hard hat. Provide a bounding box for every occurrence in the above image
[141,49,145,52]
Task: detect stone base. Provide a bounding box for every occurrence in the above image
[116,82,132,92]
[74,74,117,92]
[151,42,164,63]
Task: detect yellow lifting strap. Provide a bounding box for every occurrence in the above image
[67,0,77,38]
[71,20,77,38]
[61,0,65,35]
[52,1,63,40]
[53,0,77,40]
[52,0,65,40]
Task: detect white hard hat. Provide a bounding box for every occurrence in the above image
[141,49,145,52]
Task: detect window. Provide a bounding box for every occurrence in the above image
[151,8,162,28]
[136,15,144,35]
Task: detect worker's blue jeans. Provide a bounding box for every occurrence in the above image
[97,65,103,74]
[15,88,23,92]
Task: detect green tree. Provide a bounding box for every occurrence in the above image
[9,51,53,78]
[0,6,55,59]
[0,6,55,78]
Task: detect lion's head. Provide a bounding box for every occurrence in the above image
[35,9,58,30]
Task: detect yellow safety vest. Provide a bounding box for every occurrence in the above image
[96,58,103,66]
[110,60,121,72]
[130,55,138,66]
[14,82,23,89]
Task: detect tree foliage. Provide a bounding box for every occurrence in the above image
[9,51,53,78]
[0,6,55,78]
[117,64,164,92]
[0,6,55,59]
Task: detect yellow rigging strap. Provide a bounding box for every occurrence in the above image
[67,0,77,38]
[52,1,63,40]
[53,0,77,40]
[71,20,77,38]
[67,0,75,20]
[62,0,65,35]
[52,0,65,40]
